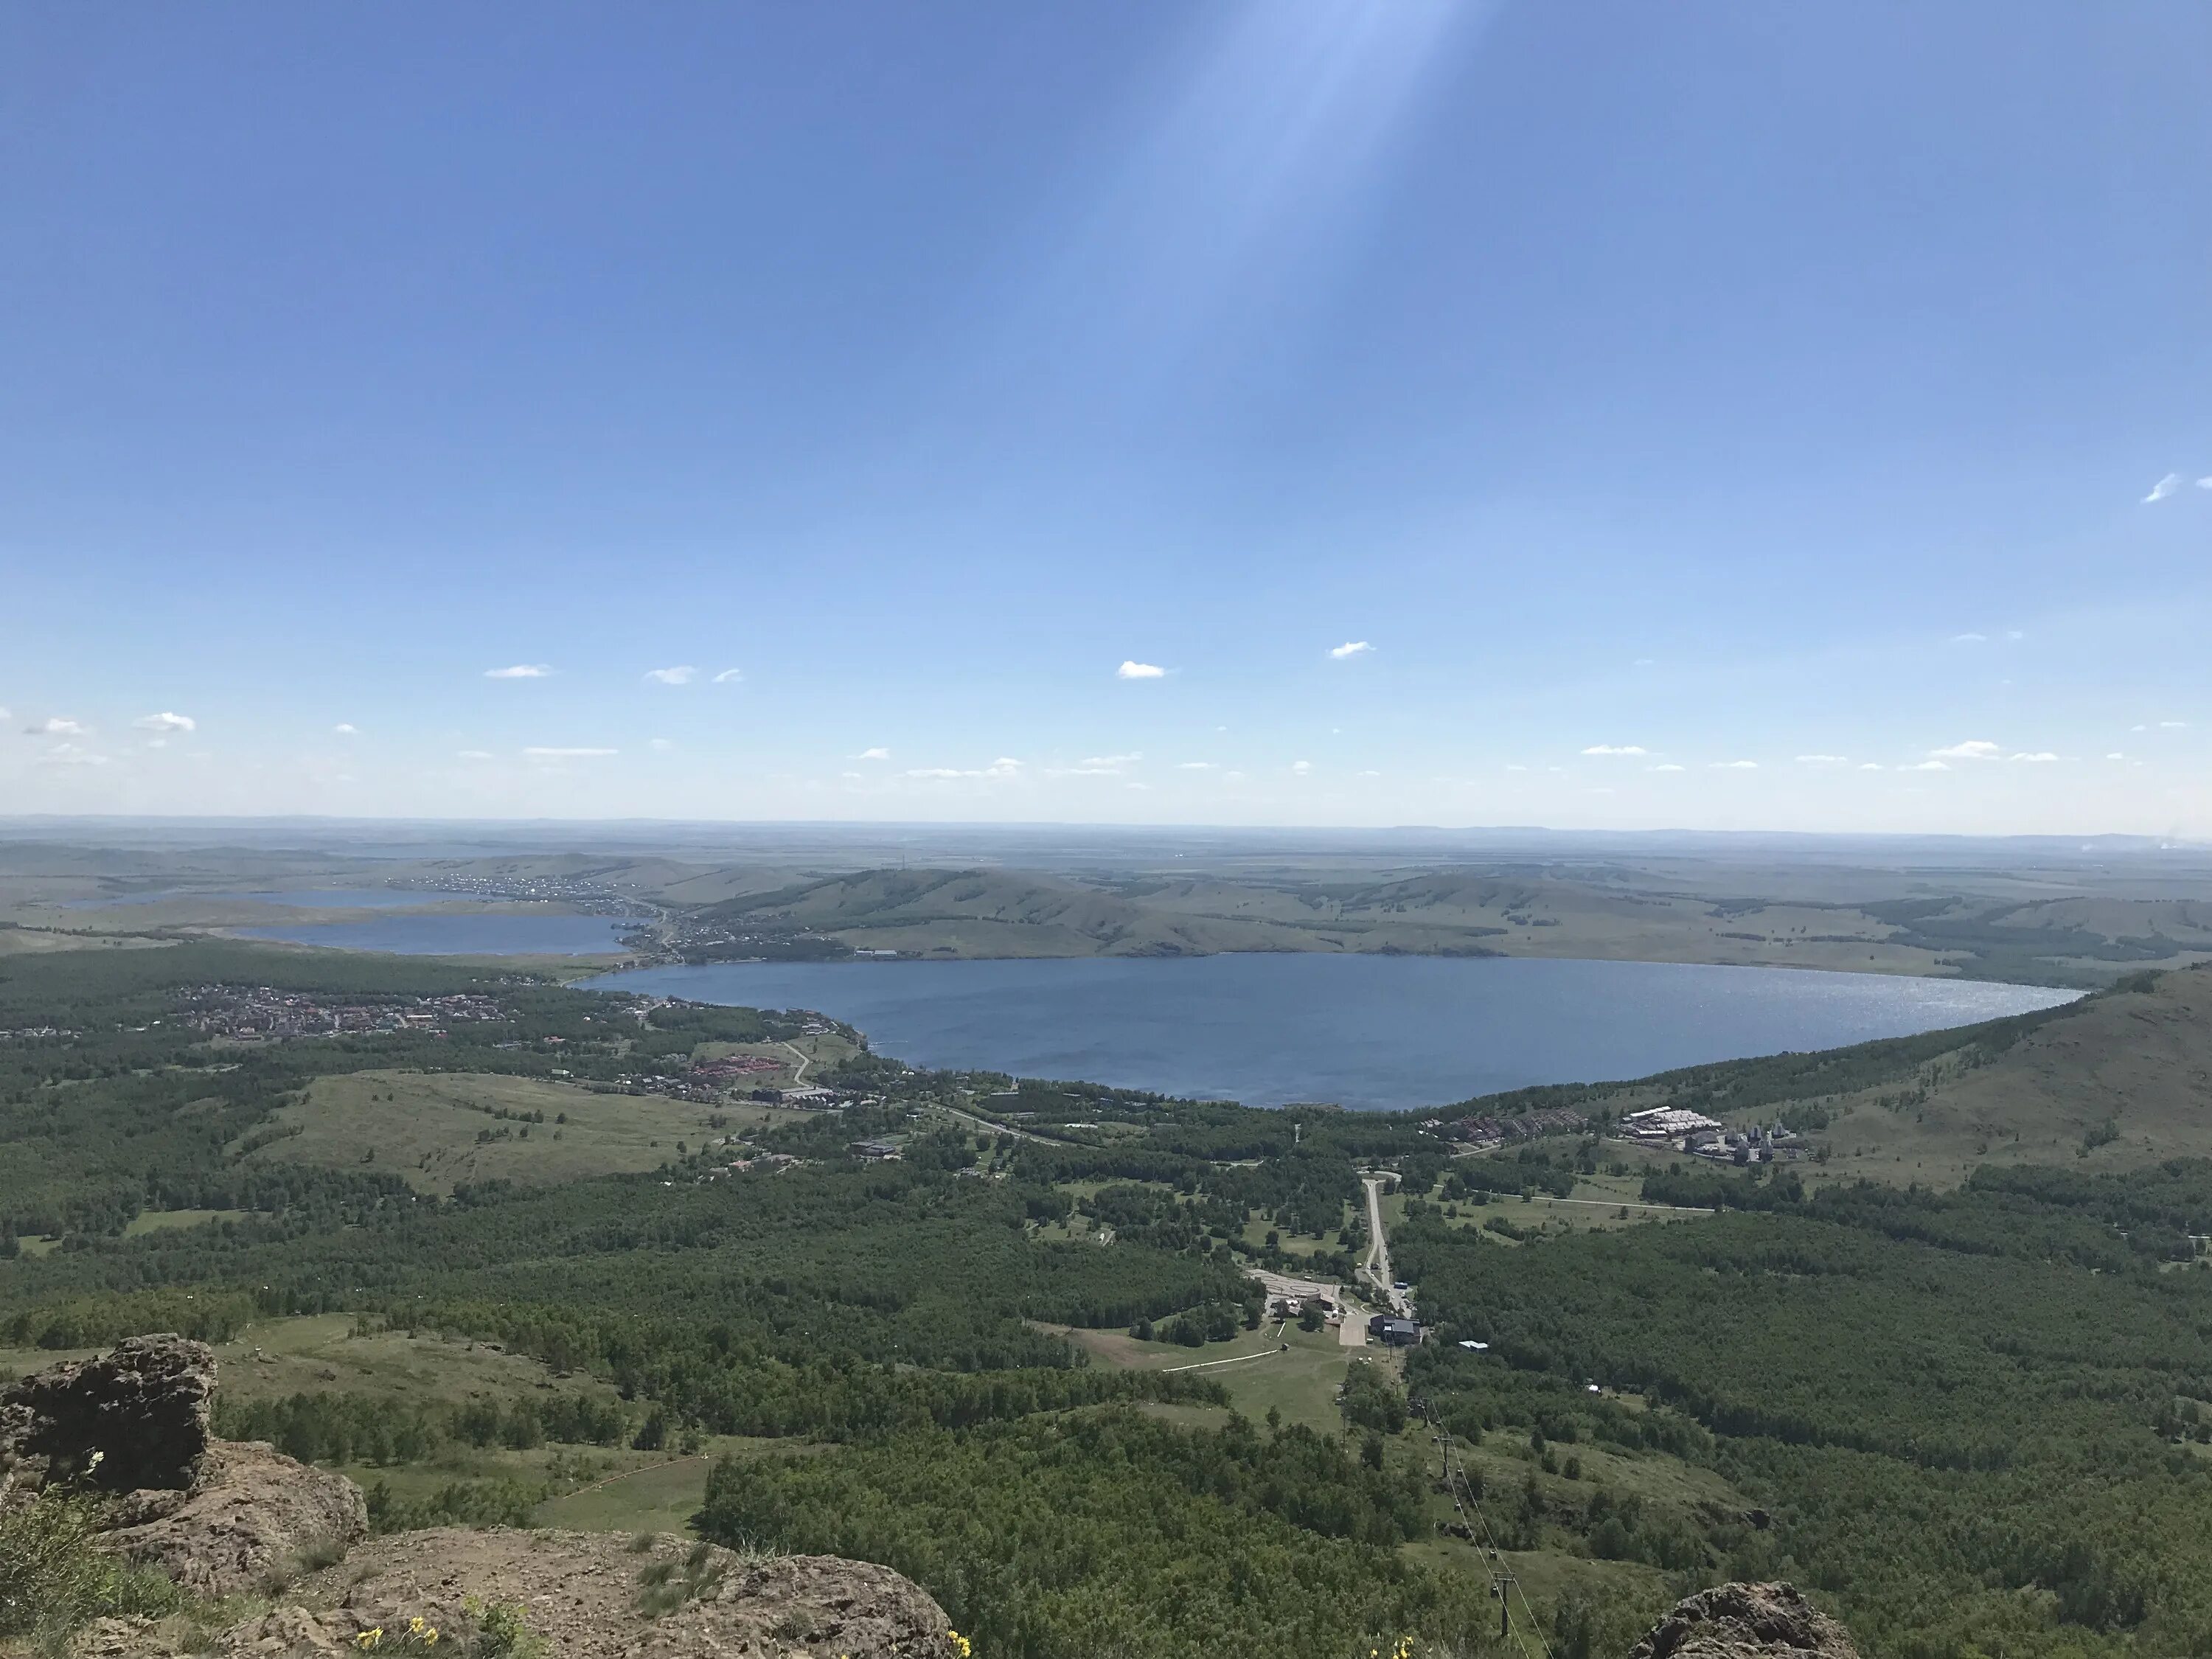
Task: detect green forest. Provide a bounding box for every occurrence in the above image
[7,942,2212,1658]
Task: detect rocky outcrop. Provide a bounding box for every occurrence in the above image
[93,1529,957,1659]
[0,1333,213,1491]
[105,1439,369,1596]
[1628,1582,1858,1659]
[0,1335,366,1596]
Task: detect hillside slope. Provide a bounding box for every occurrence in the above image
[1804,965,2212,1184]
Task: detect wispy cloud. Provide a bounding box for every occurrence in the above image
[907,758,1021,779]
[1581,744,1647,757]
[649,738,675,752]
[1079,752,1143,770]
[1178,761,1217,771]
[2008,751,2059,763]
[1648,762,1686,773]
[1905,759,1950,772]
[1795,754,1848,765]
[1711,759,1759,770]
[1858,762,1885,771]
[854,747,891,761]
[1290,759,1312,775]
[523,746,618,759]
[132,711,195,734]
[2161,720,2190,730]
[37,742,107,767]
[643,666,697,686]
[1930,740,2001,762]
[1327,640,1374,661]
[1116,661,1167,680]
[484,664,552,680]
[2143,473,2184,504]
[1951,632,1988,644]
[333,723,358,736]
[30,717,88,737]
[457,750,495,762]
[712,667,744,684]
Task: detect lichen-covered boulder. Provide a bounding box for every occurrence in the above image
[1627,1582,1858,1659]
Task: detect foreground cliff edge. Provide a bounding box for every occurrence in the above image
[2,1337,1863,1659]
[1,1337,959,1658]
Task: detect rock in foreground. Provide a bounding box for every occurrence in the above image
[0,1334,366,1596]
[1628,1582,1857,1659]
[0,1333,214,1491]
[239,1528,956,1659]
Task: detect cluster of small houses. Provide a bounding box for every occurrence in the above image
[0,1026,76,1043]
[1425,1105,1589,1148]
[173,986,505,1041]
[1618,1105,1804,1162]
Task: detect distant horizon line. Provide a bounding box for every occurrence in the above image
[0,812,2205,851]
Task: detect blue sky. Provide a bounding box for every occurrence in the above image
[3,1,2208,832]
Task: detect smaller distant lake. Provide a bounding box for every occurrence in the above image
[587,955,2080,1110]
[237,914,632,956]
[69,888,475,910]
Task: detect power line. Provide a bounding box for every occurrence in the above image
[1416,1397,1556,1659]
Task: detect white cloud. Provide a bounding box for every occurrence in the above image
[2006,630,2025,641]
[712,668,744,684]
[855,747,891,761]
[1290,759,1312,775]
[2131,724,2147,733]
[2160,720,2190,730]
[523,746,618,758]
[1581,744,1647,757]
[1929,740,2002,762]
[1177,761,1217,771]
[1905,759,1950,772]
[132,711,195,734]
[2107,752,2126,761]
[1795,754,1848,765]
[1711,759,1759,770]
[2143,473,2184,504]
[1327,641,1374,661]
[1116,661,1166,680]
[1503,763,1528,772]
[1079,752,1143,770]
[457,750,495,761]
[649,738,675,752]
[484,664,553,679]
[643,666,697,686]
[1951,632,1988,644]
[333,723,358,736]
[32,717,88,737]
[2008,751,2059,763]
[1357,769,1380,777]
[0,707,10,723]
[1632,658,1655,667]
[2199,477,2212,490]
[1858,762,1885,771]
[1649,763,1686,773]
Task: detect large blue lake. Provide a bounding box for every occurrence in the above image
[586,956,2079,1110]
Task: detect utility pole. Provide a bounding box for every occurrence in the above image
[1492,1574,1518,1640]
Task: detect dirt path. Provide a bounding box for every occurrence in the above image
[779,1040,811,1083]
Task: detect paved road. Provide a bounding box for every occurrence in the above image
[1360,1178,1413,1318]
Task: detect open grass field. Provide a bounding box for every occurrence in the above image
[238,1068,774,1194]
[1060,1313,1371,1436]
[0,1311,617,1409]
